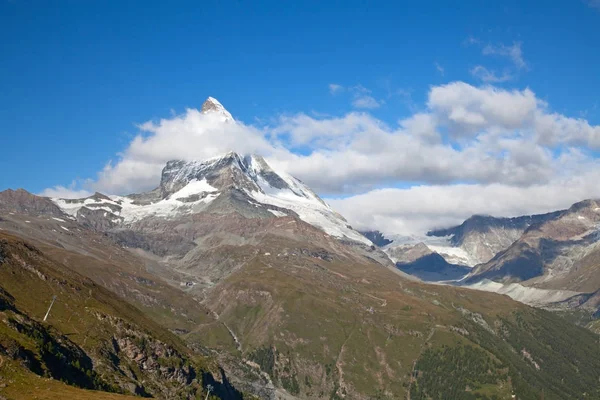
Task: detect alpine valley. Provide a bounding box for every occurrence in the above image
[0,98,598,400]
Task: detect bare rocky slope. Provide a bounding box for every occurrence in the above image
[0,232,247,399]
[376,200,600,329]
[382,211,561,275]
[428,212,562,266]
[464,200,600,319]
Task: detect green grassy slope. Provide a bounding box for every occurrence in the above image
[0,232,234,399]
[207,234,600,399]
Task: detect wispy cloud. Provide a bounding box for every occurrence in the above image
[328,83,344,95]
[586,0,600,11]
[434,62,445,76]
[351,95,381,109]
[396,88,417,112]
[463,36,481,46]
[470,65,513,83]
[350,85,382,109]
[329,84,383,109]
[483,41,527,70]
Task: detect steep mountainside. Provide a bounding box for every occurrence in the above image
[359,230,393,247]
[378,210,566,290]
[382,211,562,275]
[0,196,223,342]
[428,212,562,266]
[467,200,600,291]
[462,200,600,326]
[52,152,371,250]
[0,232,245,399]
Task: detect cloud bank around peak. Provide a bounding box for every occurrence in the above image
[41,81,600,235]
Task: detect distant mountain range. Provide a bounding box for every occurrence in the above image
[0,98,598,399]
[377,199,600,324]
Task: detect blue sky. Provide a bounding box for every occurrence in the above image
[2,0,600,234]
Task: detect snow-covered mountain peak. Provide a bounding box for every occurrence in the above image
[51,152,372,245]
[158,152,326,206]
[157,152,369,243]
[201,96,233,121]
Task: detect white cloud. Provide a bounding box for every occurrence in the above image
[325,83,382,109]
[470,65,513,83]
[40,182,92,199]
[329,168,600,236]
[348,85,382,109]
[428,82,538,134]
[482,41,527,70]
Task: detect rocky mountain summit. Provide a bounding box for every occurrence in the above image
[52,153,370,249]
[201,96,234,121]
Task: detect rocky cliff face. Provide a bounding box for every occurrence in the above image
[467,200,600,292]
[460,200,600,321]
[0,188,66,217]
[359,230,393,247]
[427,212,561,266]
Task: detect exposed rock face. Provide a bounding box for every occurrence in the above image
[467,199,600,292]
[427,212,561,265]
[76,205,123,231]
[360,230,393,247]
[0,189,66,217]
[387,243,471,282]
[386,242,433,264]
[201,96,234,121]
[396,253,471,282]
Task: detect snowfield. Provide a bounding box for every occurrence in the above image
[248,166,372,245]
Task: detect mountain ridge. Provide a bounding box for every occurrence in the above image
[49,151,371,247]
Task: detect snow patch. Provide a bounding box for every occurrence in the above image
[51,217,66,222]
[52,196,121,217]
[169,178,217,199]
[427,244,476,267]
[385,234,477,267]
[60,226,69,231]
[248,174,371,245]
[116,191,219,223]
[53,179,220,224]
[267,209,287,217]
